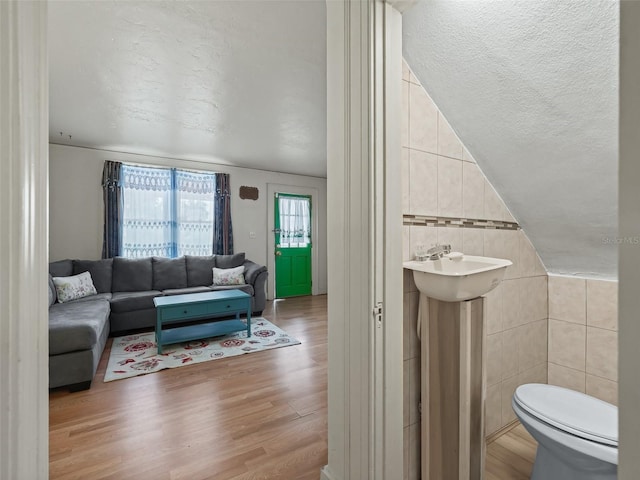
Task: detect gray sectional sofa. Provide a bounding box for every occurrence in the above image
[48,253,267,391]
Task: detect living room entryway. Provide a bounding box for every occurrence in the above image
[274,193,312,298]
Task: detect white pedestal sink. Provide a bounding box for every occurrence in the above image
[403,254,512,480]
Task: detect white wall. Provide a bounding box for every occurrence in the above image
[49,144,328,295]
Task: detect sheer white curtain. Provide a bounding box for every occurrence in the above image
[121,165,174,257]
[121,165,216,258]
[278,196,311,247]
[175,170,215,256]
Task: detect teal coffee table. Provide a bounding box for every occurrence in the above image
[153,290,251,354]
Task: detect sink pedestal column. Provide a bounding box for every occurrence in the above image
[421,295,485,480]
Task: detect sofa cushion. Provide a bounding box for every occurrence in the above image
[69,292,112,303]
[162,286,212,296]
[212,266,245,286]
[52,272,98,303]
[73,259,113,294]
[185,255,217,287]
[211,284,254,296]
[215,253,245,269]
[49,259,73,277]
[152,256,187,291]
[49,299,110,355]
[48,274,57,306]
[112,257,153,292]
[110,290,162,313]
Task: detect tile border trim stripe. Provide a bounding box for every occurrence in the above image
[403,214,519,230]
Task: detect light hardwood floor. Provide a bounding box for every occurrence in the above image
[50,294,536,479]
[485,424,537,480]
[50,295,328,480]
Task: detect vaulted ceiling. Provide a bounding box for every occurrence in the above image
[403,1,619,278]
[49,1,620,277]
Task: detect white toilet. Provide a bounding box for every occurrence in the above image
[512,383,618,480]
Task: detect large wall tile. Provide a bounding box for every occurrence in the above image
[501,375,520,425]
[519,231,545,277]
[436,226,463,253]
[484,229,505,263]
[502,229,521,280]
[484,283,503,335]
[401,148,410,214]
[403,426,410,480]
[587,279,618,331]
[409,357,421,425]
[501,279,522,330]
[436,156,462,217]
[409,150,437,216]
[484,181,508,221]
[586,327,618,381]
[548,363,586,393]
[548,275,586,324]
[518,363,548,386]
[437,113,463,159]
[502,328,520,380]
[408,423,420,480]
[409,225,438,262]
[402,59,410,82]
[403,293,413,361]
[402,81,409,148]
[485,383,502,435]
[519,319,547,372]
[586,374,618,405]
[403,359,410,426]
[462,162,485,219]
[548,319,586,371]
[462,146,476,163]
[462,228,484,256]
[520,276,548,323]
[409,83,437,154]
[403,226,411,262]
[486,333,503,386]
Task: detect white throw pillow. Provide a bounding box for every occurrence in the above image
[52,271,97,303]
[212,266,245,286]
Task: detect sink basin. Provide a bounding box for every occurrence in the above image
[403,255,512,302]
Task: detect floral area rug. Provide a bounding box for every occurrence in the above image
[104,318,300,382]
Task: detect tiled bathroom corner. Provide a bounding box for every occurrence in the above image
[547,275,618,405]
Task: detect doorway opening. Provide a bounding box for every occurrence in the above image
[274,193,312,298]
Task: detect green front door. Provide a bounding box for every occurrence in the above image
[274,193,312,298]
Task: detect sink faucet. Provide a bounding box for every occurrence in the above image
[426,244,451,260]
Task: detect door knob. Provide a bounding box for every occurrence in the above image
[275,251,282,256]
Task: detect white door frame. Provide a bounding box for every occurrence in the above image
[322,1,406,478]
[0,2,50,479]
[266,183,320,300]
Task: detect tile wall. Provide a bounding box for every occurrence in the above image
[401,60,549,479]
[547,275,619,405]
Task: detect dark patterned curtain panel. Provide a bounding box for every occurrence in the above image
[213,173,234,254]
[101,161,123,258]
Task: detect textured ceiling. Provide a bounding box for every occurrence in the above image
[49,0,327,177]
[403,1,619,278]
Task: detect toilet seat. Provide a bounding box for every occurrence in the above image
[513,383,618,447]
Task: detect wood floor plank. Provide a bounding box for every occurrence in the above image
[51,294,537,479]
[50,295,329,480]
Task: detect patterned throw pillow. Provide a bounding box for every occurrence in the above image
[52,271,98,303]
[212,266,245,286]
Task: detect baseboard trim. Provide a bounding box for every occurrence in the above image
[486,420,520,444]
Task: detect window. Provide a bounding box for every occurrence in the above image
[277,195,311,248]
[121,165,215,258]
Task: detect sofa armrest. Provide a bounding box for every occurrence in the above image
[252,270,268,313]
[243,260,267,286]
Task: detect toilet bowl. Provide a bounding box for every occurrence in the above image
[512,383,618,480]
